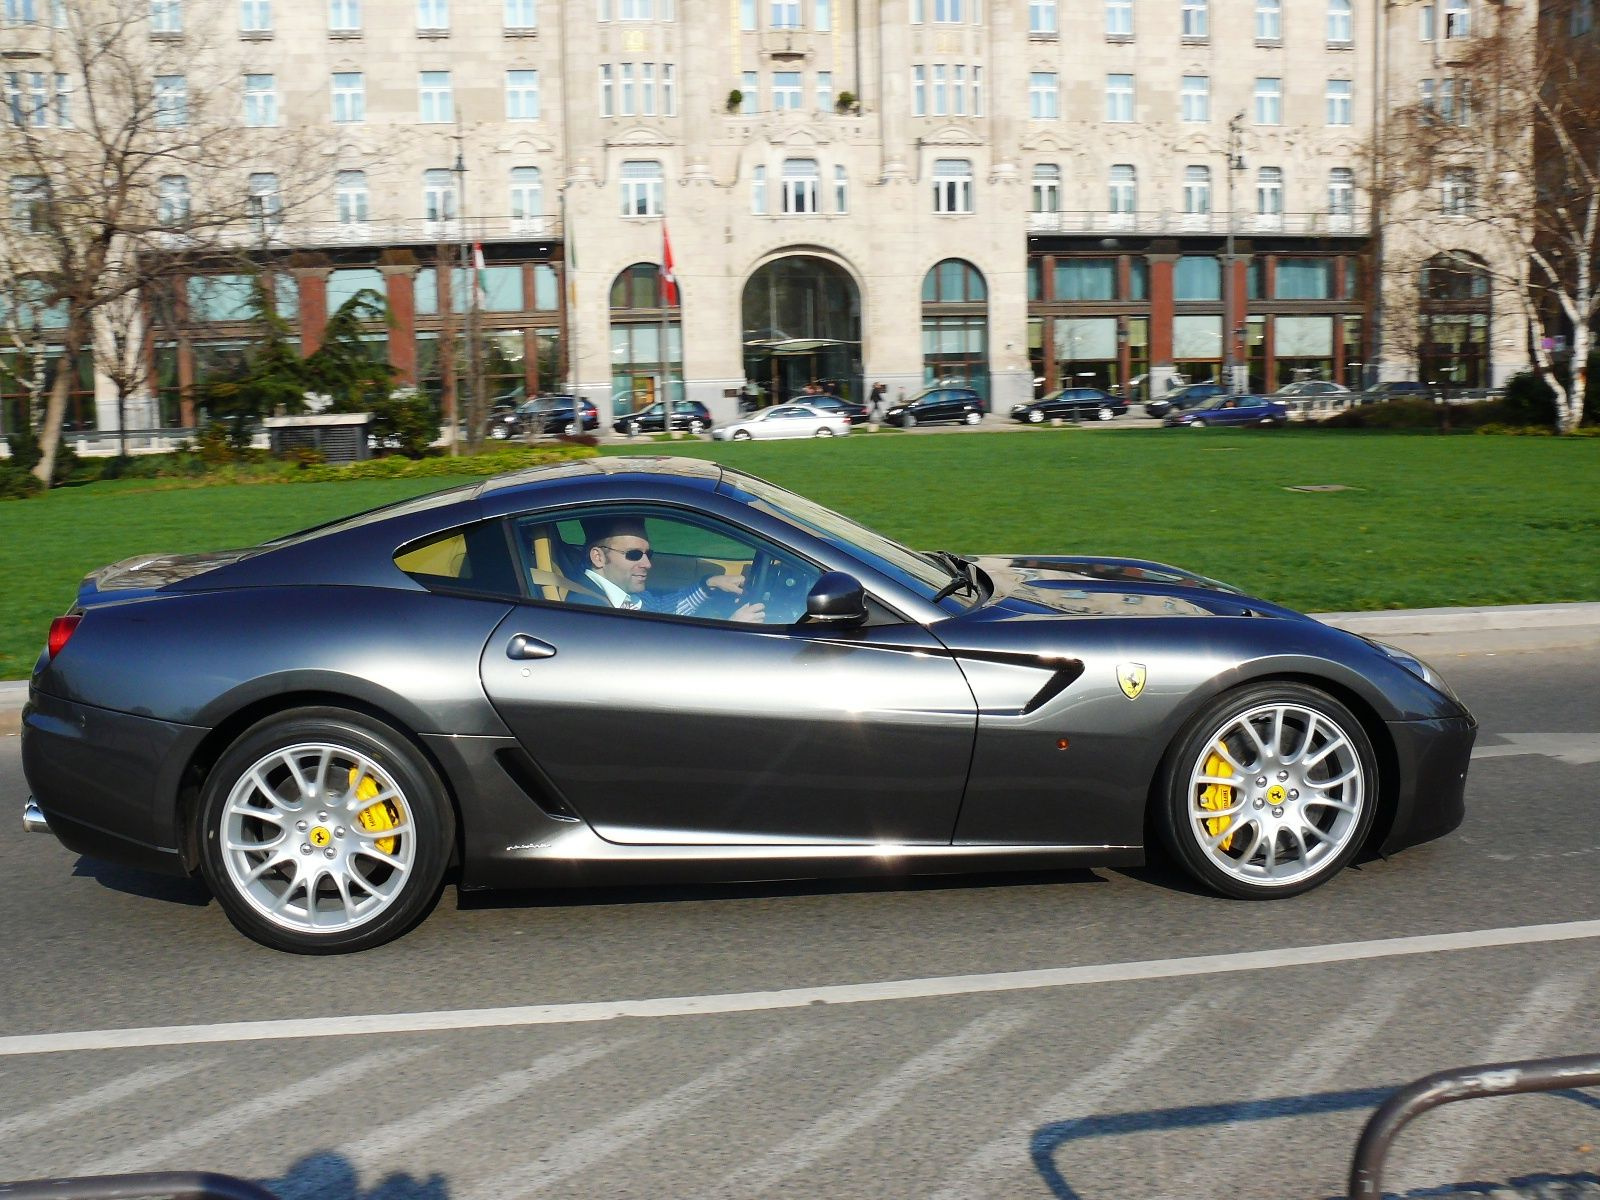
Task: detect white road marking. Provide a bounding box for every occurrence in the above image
[1471,733,1600,765]
[339,1036,623,1172]
[928,992,1226,1200]
[1388,969,1597,1193]
[0,1060,211,1140]
[708,1008,1034,1198]
[1150,973,1410,1200]
[78,1046,427,1177]
[463,1028,812,1199]
[4,919,1600,1059]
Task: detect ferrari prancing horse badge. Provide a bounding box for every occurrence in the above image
[1116,662,1147,699]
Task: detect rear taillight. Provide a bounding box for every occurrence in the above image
[47,614,81,659]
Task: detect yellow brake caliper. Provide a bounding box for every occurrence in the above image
[350,768,399,855]
[1198,749,1236,851]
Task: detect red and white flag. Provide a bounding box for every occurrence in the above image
[472,242,489,308]
[660,221,678,306]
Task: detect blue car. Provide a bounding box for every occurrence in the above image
[1165,394,1290,428]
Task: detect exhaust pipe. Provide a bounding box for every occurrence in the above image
[23,798,49,834]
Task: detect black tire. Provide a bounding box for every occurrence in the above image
[197,708,453,954]
[688,418,707,435]
[732,429,753,441]
[1156,682,1378,901]
[814,427,835,437]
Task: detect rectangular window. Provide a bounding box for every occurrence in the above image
[619,62,635,116]
[239,0,270,32]
[834,164,848,212]
[1275,259,1333,300]
[972,65,983,115]
[952,64,967,116]
[1030,0,1056,33]
[1180,74,1209,123]
[243,73,277,125]
[248,172,281,233]
[741,70,758,114]
[1109,164,1136,213]
[329,0,359,31]
[8,175,47,232]
[1105,0,1131,36]
[155,74,187,127]
[336,170,368,224]
[417,0,447,30]
[1327,0,1352,43]
[770,0,799,27]
[1032,164,1060,213]
[1255,0,1280,39]
[504,0,535,28]
[600,65,613,116]
[1181,0,1207,38]
[1420,3,1435,39]
[1053,260,1118,301]
[1256,167,1283,216]
[662,63,676,115]
[751,164,767,214]
[422,168,456,221]
[157,175,189,226]
[331,71,364,122]
[150,0,183,33]
[419,71,452,123]
[781,159,819,214]
[1182,166,1210,214]
[740,0,755,30]
[772,70,801,110]
[931,0,965,21]
[506,70,539,119]
[1029,72,1057,119]
[510,167,542,225]
[933,158,973,213]
[620,159,664,216]
[1253,77,1281,125]
[1327,168,1354,216]
[912,65,926,116]
[1444,0,1469,38]
[933,64,947,116]
[815,0,830,30]
[1326,78,1351,125]
[1105,74,1133,122]
[816,70,832,111]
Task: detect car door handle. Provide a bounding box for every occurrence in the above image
[506,635,557,661]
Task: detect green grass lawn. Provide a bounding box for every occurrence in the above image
[2,428,1596,679]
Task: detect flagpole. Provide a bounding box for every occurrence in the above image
[660,218,672,424]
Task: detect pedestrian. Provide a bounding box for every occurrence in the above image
[869,381,886,421]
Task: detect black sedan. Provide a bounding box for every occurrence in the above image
[883,387,985,427]
[613,400,712,436]
[1144,382,1229,420]
[21,458,1474,953]
[487,394,599,439]
[1011,388,1128,424]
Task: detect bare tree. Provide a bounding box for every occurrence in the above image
[0,0,330,483]
[1380,2,1597,431]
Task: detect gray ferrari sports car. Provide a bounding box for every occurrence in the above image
[21,457,1474,953]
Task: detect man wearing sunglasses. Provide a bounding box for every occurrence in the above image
[582,517,764,622]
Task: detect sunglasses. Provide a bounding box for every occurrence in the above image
[601,545,652,562]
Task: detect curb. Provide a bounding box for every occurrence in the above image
[4,602,1598,738]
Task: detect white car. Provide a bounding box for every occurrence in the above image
[710,403,851,441]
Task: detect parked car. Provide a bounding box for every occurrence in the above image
[1271,380,1351,399]
[710,403,852,441]
[487,394,599,439]
[1144,382,1229,419]
[613,399,713,436]
[800,394,869,424]
[1165,394,1290,428]
[883,387,985,428]
[20,456,1474,952]
[1011,387,1127,424]
[1358,381,1431,405]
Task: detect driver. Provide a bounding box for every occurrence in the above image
[580,517,765,622]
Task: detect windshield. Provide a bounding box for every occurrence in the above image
[718,469,978,605]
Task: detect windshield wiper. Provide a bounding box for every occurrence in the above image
[928,549,981,603]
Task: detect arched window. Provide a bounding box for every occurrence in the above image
[610,262,682,414]
[921,258,989,402]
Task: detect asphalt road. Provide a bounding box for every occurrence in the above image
[2,641,1598,1200]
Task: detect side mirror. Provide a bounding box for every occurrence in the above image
[803,571,868,626]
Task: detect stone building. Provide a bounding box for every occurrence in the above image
[0,0,1540,436]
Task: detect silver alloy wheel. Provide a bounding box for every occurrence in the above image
[218,741,417,934]
[1097,406,1114,421]
[1183,701,1367,890]
[732,429,753,441]
[1028,409,1044,423]
[1190,419,1207,428]
[964,411,982,425]
[814,426,835,437]
[689,418,706,434]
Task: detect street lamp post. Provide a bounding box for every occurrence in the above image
[1224,111,1246,395]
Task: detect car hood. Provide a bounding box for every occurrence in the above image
[968,554,1302,620]
[76,548,263,609]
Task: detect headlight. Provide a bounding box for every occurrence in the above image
[1370,640,1466,708]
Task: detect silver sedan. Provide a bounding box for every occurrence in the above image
[711,403,852,441]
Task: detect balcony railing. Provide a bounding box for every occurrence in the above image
[1027,209,1369,237]
[158,213,562,253]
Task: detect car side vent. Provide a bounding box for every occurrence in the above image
[494,747,582,822]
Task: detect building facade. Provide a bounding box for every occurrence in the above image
[1,0,1538,437]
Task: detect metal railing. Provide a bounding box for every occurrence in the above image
[1348,1052,1600,1198]
[1026,209,1369,238]
[0,1171,278,1200]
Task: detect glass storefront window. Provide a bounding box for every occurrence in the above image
[1175,256,1221,301]
[187,275,256,322]
[534,264,559,311]
[328,268,384,313]
[1275,258,1334,300]
[1129,258,1148,301]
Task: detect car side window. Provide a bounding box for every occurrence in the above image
[509,507,823,627]
[394,523,522,598]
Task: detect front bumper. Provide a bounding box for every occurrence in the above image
[1377,714,1477,855]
